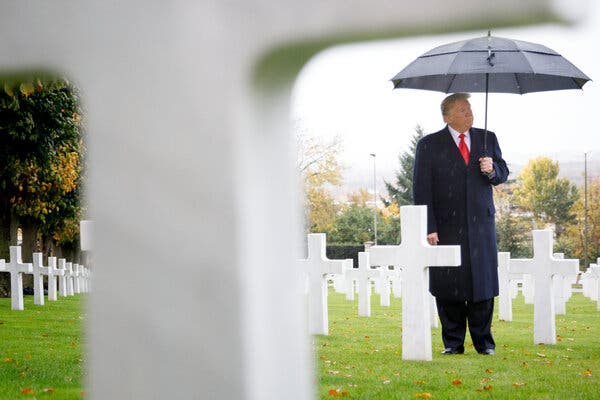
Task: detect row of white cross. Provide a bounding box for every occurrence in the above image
[0,246,91,310]
[298,205,596,361]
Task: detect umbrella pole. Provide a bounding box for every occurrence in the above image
[484,72,489,155]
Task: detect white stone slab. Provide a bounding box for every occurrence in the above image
[298,234,345,335]
[368,205,460,361]
[509,230,579,344]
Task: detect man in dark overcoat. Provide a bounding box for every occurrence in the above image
[413,93,509,355]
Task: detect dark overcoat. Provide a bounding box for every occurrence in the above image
[413,126,509,302]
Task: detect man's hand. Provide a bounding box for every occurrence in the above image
[479,157,494,175]
[427,232,439,246]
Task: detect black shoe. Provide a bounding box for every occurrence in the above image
[478,349,495,355]
[441,347,464,355]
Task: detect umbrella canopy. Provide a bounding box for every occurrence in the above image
[391,32,591,152]
[391,34,591,94]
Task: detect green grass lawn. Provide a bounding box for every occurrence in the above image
[317,290,600,399]
[0,295,85,400]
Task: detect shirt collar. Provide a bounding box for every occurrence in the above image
[448,125,469,140]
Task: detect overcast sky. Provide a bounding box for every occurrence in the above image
[291,1,600,187]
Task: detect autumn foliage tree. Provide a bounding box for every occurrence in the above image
[512,157,579,237]
[297,133,343,234]
[0,76,84,282]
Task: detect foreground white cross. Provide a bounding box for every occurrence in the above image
[368,206,460,361]
[510,230,579,344]
[298,234,345,335]
[5,247,33,310]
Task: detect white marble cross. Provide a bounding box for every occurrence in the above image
[32,253,48,306]
[509,230,579,344]
[46,256,63,301]
[343,259,356,301]
[58,259,68,297]
[298,233,345,335]
[378,267,394,307]
[498,252,522,321]
[345,252,382,317]
[4,246,33,310]
[586,265,600,310]
[73,264,81,294]
[367,205,461,361]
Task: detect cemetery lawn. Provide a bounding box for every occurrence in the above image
[0,295,84,399]
[317,291,600,399]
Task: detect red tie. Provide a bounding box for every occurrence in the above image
[458,133,469,165]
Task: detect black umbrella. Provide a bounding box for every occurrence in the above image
[391,31,591,152]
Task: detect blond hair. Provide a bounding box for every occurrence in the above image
[441,93,470,116]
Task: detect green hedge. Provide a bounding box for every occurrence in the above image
[326,244,365,266]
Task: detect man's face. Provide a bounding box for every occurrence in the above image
[444,99,474,132]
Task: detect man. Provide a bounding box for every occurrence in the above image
[413,93,509,355]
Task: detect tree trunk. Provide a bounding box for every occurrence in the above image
[20,223,40,290]
[0,209,11,297]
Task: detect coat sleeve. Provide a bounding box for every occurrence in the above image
[413,138,437,234]
[487,132,509,186]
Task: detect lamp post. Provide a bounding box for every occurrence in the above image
[584,151,589,269]
[370,153,377,245]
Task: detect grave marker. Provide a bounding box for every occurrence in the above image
[298,234,345,335]
[4,246,33,310]
[345,252,382,317]
[368,205,460,361]
[32,253,48,306]
[498,252,521,321]
[46,257,63,301]
[510,230,579,344]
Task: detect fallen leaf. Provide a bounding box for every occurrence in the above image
[20,388,35,395]
[536,353,546,358]
[512,382,526,387]
[43,388,55,393]
[452,379,462,385]
[583,369,592,376]
[364,336,370,339]
[327,370,340,375]
[415,393,432,398]
[4,358,14,363]
[544,361,554,366]
[25,355,32,360]
[485,369,493,373]
[414,380,426,385]
[521,362,529,367]
[320,356,327,360]
[19,372,26,377]
[483,385,493,391]
[328,388,349,397]
[383,380,391,385]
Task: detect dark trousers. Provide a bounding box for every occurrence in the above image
[435,297,495,352]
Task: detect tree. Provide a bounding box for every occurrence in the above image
[512,157,579,236]
[561,177,600,265]
[494,182,532,257]
[0,76,84,293]
[383,125,424,207]
[296,133,343,234]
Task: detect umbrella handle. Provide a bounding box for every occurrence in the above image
[483,73,489,156]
